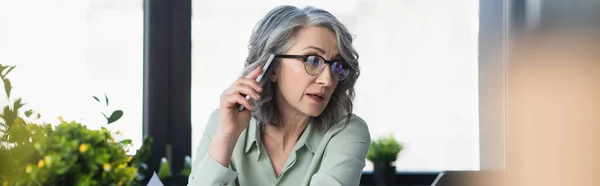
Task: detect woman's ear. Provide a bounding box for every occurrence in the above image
[270,61,282,82]
[270,64,279,82]
[270,71,277,82]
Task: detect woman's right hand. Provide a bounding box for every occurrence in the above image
[209,66,263,168]
[217,66,264,137]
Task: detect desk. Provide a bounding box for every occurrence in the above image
[360,172,439,186]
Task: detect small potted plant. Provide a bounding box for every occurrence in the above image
[367,135,403,186]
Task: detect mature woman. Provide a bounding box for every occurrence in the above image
[188,5,370,186]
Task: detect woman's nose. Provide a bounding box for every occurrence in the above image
[316,65,333,87]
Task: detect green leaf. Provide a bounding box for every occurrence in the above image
[104,93,109,106]
[0,65,6,77]
[13,98,23,111]
[36,113,41,119]
[3,78,11,98]
[3,66,15,78]
[106,110,123,124]
[75,174,91,186]
[25,109,33,117]
[119,139,132,145]
[92,96,100,102]
[2,105,15,127]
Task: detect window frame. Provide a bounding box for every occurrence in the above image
[142,0,192,184]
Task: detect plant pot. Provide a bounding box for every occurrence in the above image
[373,163,396,186]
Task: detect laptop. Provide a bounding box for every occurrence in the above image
[430,172,445,186]
[430,171,504,186]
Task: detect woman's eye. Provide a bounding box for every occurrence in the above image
[306,56,321,66]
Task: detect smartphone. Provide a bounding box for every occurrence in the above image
[238,53,275,111]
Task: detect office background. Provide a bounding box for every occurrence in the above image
[1,0,598,185]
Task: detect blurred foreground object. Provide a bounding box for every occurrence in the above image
[503,29,600,186]
[462,28,600,186]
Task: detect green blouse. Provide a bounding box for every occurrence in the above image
[188,109,371,186]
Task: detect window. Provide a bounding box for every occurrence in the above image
[0,0,144,154]
[191,0,480,171]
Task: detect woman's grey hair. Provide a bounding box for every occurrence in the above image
[241,5,360,130]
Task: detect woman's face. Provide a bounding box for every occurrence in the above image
[272,26,341,117]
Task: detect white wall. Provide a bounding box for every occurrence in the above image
[0,0,144,153]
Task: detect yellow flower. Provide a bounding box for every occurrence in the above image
[37,159,45,168]
[79,143,88,153]
[34,142,41,151]
[117,163,127,169]
[130,168,138,177]
[44,156,52,166]
[115,130,121,135]
[103,163,111,172]
[127,156,133,162]
[25,165,32,173]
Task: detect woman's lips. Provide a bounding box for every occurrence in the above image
[307,93,324,102]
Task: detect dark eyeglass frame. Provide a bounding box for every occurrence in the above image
[274,54,349,81]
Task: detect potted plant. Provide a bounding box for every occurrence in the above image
[0,63,155,185]
[0,63,197,185]
[367,135,403,186]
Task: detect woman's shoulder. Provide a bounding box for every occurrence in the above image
[327,113,371,142]
[332,113,369,130]
[346,113,368,127]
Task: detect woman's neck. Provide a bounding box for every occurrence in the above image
[265,92,312,148]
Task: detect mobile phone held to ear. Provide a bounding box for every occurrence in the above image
[238,54,275,112]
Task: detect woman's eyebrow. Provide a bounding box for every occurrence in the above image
[303,46,326,54]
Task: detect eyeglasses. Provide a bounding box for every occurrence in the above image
[275,54,350,81]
